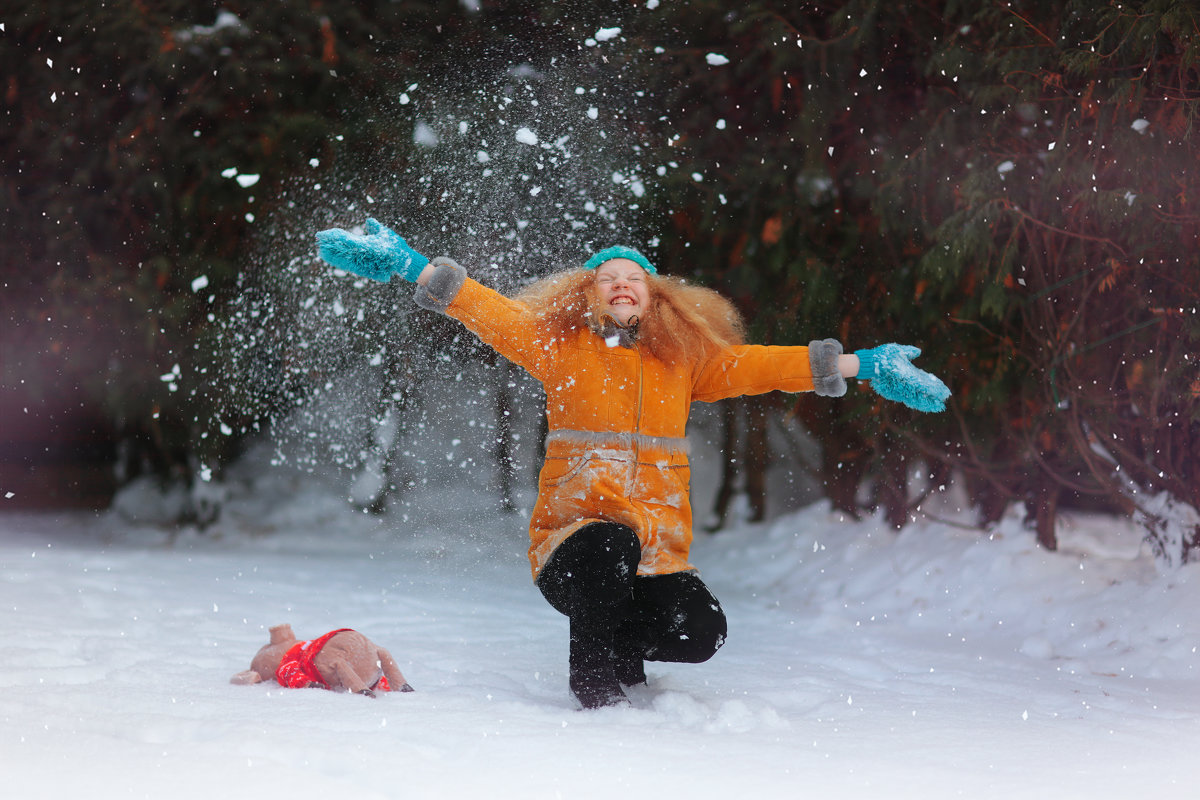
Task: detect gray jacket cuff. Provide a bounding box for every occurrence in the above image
[809,339,847,397]
[413,257,467,314]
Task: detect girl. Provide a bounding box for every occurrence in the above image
[316,219,948,708]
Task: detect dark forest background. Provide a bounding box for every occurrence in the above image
[2,1,1197,559]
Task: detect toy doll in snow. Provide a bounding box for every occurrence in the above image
[230,623,413,697]
[315,219,950,709]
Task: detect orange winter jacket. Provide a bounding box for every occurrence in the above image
[416,260,832,581]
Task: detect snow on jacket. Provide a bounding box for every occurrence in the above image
[415,259,840,581]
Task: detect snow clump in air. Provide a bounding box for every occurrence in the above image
[586,27,622,46]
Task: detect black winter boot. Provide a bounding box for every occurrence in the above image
[612,636,647,686]
[569,625,628,709]
[537,522,642,709]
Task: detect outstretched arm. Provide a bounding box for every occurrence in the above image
[315,218,552,381]
[694,339,947,413]
[693,341,841,401]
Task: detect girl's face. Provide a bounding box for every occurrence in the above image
[593,258,649,325]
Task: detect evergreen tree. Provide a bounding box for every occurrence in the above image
[0,1,461,510]
[625,0,1199,547]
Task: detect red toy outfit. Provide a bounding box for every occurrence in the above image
[275,628,392,691]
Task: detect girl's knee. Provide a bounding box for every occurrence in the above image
[680,604,727,662]
[537,522,640,617]
[639,576,727,663]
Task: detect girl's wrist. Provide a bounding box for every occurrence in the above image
[838,353,860,378]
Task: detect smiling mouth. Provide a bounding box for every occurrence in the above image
[610,296,636,305]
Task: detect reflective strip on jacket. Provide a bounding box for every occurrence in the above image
[416,261,826,581]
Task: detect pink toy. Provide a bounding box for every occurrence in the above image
[230,623,413,697]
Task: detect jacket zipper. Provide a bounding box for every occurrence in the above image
[630,340,645,496]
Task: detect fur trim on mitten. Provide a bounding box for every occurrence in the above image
[414,257,468,313]
[808,339,847,397]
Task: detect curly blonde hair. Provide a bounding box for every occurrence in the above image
[514,269,745,367]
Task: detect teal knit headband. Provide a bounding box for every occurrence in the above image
[583,246,657,274]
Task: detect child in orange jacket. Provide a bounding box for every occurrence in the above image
[316,220,949,708]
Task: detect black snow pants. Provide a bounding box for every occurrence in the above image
[535,521,727,708]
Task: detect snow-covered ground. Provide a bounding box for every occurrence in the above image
[3,446,1198,800]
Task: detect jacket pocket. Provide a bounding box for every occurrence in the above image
[539,453,593,488]
[633,462,691,507]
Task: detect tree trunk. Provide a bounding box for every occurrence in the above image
[709,397,771,529]
[709,399,738,531]
[743,395,769,522]
[494,360,517,512]
[791,395,867,519]
[879,428,909,530]
[1029,474,1059,551]
[354,349,412,514]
